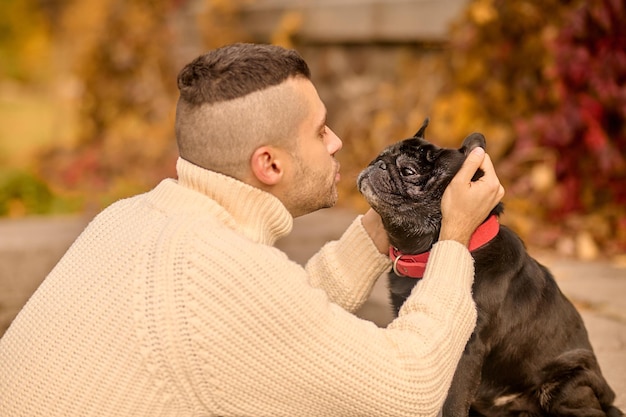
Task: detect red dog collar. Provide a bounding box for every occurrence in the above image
[390,214,500,278]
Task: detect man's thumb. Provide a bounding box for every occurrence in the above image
[457,147,485,182]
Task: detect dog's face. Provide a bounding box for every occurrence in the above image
[357,119,486,254]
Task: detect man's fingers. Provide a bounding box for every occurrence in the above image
[478,152,496,177]
[456,147,485,183]
[478,153,506,200]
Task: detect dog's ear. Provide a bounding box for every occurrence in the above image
[461,132,487,156]
[413,117,430,138]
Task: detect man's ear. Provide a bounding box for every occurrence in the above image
[250,146,284,185]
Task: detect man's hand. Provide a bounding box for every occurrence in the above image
[361,208,390,254]
[439,147,505,246]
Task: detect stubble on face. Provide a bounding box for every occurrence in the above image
[289,155,339,216]
[281,78,341,217]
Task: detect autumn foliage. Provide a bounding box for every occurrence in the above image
[431,0,626,258]
[1,0,624,259]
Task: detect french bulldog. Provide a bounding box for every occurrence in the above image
[357,118,623,417]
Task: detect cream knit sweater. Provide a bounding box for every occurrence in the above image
[0,158,476,417]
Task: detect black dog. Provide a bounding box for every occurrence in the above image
[357,119,623,417]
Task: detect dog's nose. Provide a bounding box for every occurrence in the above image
[376,160,386,170]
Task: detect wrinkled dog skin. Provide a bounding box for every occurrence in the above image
[357,119,623,417]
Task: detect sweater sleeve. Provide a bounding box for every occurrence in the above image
[304,215,391,312]
[169,223,477,417]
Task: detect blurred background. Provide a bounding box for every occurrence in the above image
[0,0,625,261]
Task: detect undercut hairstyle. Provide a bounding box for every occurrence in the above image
[175,43,313,178]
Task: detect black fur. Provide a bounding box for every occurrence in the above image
[357,118,623,417]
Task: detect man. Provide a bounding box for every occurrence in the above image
[0,43,504,416]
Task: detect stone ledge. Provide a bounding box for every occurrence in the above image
[241,0,469,43]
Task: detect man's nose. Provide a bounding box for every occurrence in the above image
[326,127,342,154]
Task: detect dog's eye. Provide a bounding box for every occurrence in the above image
[426,149,438,162]
[420,146,439,162]
[400,167,416,176]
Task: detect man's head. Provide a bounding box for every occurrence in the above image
[175,43,342,217]
[175,43,311,175]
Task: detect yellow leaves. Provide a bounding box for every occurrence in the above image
[58,0,111,70]
[429,90,513,159]
[0,0,52,81]
[529,162,555,193]
[272,11,303,48]
[0,84,77,167]
[197,0,251,48]
[575,231,600,261]
[17,30,51,77]
[430,90,480,144]
[469,0,498,25]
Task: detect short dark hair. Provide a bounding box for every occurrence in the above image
[177,43,311,106]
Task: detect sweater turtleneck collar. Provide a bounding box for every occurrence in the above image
[174,157,293,246]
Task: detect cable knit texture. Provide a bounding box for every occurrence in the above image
[0,158,477,416]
